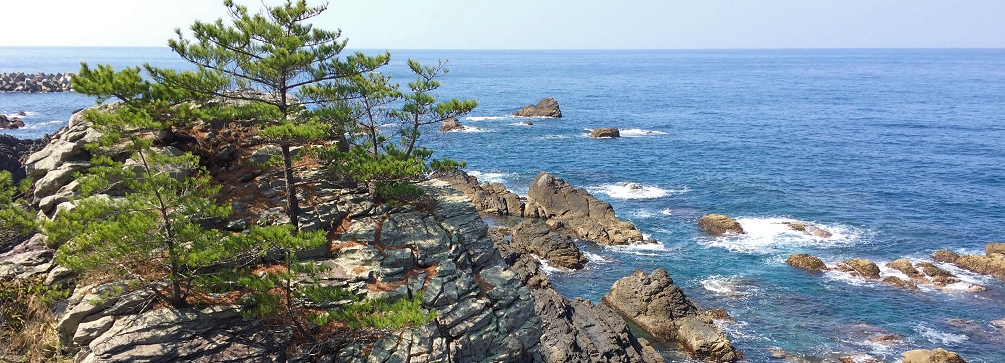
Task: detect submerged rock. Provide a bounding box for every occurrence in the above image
[698,214,745,236]
[589,127,620,138]
[440,117,464,132]
[525,171,646,245]
[514,98,562,118]
[602,268,742,362]
[901,347,967,363]
[781,221,832,238]
[786,253,828,272]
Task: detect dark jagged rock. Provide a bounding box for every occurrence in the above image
[590,127,620,138]
[1,133,49,183]
[511,220,587,270]
[440,117,465,132]
[514,98,562,118]
[525,171,645,245]
[602,268,742,362]
[698,214,745,236]
[786,253,828,272]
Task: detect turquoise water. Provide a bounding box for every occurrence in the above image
[3,48,1005,362]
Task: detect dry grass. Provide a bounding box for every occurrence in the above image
[0,276,68,363]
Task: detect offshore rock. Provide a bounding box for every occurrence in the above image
[698,214,745,236]
[839,258,881,280]
[602,268,742,362]
[887,258,923,280]
[511,220,587,270]
[786,253,828,272]
[954,254,1005,280]
[525,171,645,245]
[781,221,832,238]
[932,249,960,263]
[439,117,465,132]
[514,98,562,118]
[901,347,967,363]
[590,127,620,138]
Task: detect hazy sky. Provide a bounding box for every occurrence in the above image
[2,0,1003,49]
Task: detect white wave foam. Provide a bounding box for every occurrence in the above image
[510,122,534,126]
[582,251,611,264]
[456,126,487,133]
[916,324,968,345]
[619,128,667,137]
[465,116,510,121]
[587,182,683,200]
[537,134,565,139]
[3,111,36,118]
[605,241,671,256]
[22,119,65,129]
[630,209,655,219]
[700,217,860,254]
[466,170,512,184]
[660,208,674,215]
[532,255,563,274]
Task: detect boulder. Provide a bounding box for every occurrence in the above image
[882,276,919,290]
[786,253,828,272]
[602,268,742,362]
[932,249,960,263]
[887,258,922,279]
[439,117,465,132]
[953,255,1005,280]
[985,242,1005,259]
[524,171,645,245]
[510,220,587,270]
[840,258,881,279]
[514,98,562,118]
[901,347,967,363]
[698,214,745,236]
[590,127,620,138]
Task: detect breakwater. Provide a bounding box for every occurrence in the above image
[0,72,72,92]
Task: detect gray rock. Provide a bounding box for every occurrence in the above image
[214,143,237,163]
[511,220,587,270]
[439,117,465,132]
[73,315,115,346]
[514,98,562,118]
[432,168,524,217]
[250,145,280,165]
[524,172,645,245]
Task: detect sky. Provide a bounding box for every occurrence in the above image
[1,0,1003,49]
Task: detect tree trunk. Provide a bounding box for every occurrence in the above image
[281,144,301,232]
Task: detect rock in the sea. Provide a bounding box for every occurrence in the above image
[590,127,620,138]
[440,117,465,132]
[932,249,960,263]
[985,242,1005,259]
[511,220,587,270]
[706,308,734,321]
[901,347,968,363]
[882,276,919,290]
[953,254,1005,280]
[840,258,881,279]
[524,171,645,245]
[915,262,958,285]
[514,98,562,118]
[698,214,745,236]
[602,268,742,362]
[786,253,828,272]
[782,221,832,238]
[887,258,922,279]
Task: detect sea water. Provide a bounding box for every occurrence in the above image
[3,47,1004,362]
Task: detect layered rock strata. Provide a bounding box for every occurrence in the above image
[602,268,742,362]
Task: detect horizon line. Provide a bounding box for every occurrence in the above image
[1,46,1004,51]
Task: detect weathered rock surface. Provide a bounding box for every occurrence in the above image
[932,249,960,263]
[432,168,524,217]
[882,276,919,290]
[915,262,959,286]
[985,242,1005,258]
[698,214,744,236]
[602,268,741,362]
[953,254,1005,280]
[525,172,645,245]
[0,233,54,279]
[786,253,827,272]
[839,258,881,280]
[901,347,967,363]
[887,258,923,280]
[590,127,620,138]
[1,133,49,182]
[514,98,562,118]
[511,220,587,270]
[439,117,464,132]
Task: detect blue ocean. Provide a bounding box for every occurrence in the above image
[3,47,1004,362]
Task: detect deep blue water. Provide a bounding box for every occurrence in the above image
[3,47,1005,362]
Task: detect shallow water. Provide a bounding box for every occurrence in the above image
[3,47,1005,362]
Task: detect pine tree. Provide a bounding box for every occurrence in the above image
[166,0,391,231]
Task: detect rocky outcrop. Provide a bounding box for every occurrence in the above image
[0,114,26,129]
[985,242,1005,258]
[937,243,1005,281]
[602,268,742,362]
[786,253,827,272]
[838,258,881,279]
[887,258,923,280]
[901,347,967,363]
[511,220,587,270]
[932,249,960,263]
[0,234,55,280]
[432,168,524,217]
[525,172,645,245]
[590,127,620,138]
[514,98,562,118]
[781,221,832,238]
[440,117,464,132]
[0,72,73,93]
[698,214,744,236]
